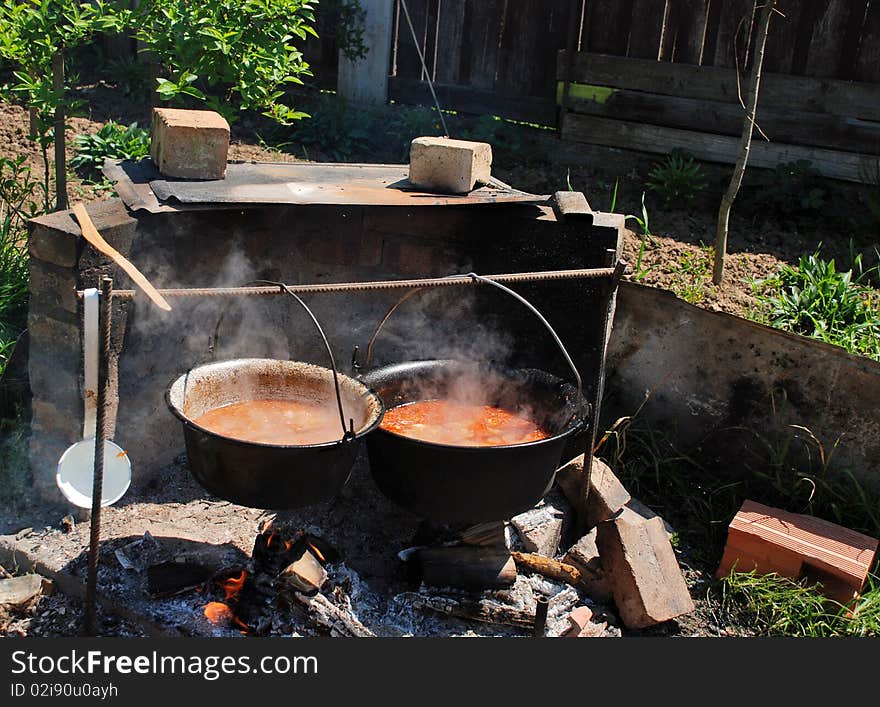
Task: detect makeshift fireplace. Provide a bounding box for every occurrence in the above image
[22,160,631,636]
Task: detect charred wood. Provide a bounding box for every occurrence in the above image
[406,593,536,630]
[417,547,517,590]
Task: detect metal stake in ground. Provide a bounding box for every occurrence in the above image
[84,276,113,635]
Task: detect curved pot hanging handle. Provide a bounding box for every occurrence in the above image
[353,273,584,420]
[188,280,355,444]
[256,280,356,443]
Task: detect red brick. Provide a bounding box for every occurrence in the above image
[596,508,695,629]
[716,500,879,604]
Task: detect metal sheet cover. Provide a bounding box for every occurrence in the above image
[104,159,545,212]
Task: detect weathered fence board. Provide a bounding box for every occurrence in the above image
[567,89,880,155]
[561,113,874,183]
[559,51,880,121]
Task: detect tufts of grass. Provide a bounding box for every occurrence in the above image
[749,247,880,361]
[720,570,880,637]
[646,149,707,207]
[599,395,880,636]
[670,245,713,304]
[0,418,30,504]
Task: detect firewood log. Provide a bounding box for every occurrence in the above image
[417,547,517,589]
[511,551,582,588]
[287,591,374,638]
[406,593,535,629]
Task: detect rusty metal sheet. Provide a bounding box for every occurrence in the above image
[104,159,546,213]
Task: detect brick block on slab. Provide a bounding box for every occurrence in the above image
[408,137,492,194]
[150,108,230,180]
[716,499,879,605]
[563,528,613,602]
[510,501,564,557]
[596,507,695,629]
[556,455,631,528]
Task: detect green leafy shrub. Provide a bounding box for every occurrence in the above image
[70,121,151,177]
[103,54,152,100]
[0,155,44,376]
[291,93,374,160]
[746,159,827,217]
[134,0,318,124]
[460,114,522,157]
[671,246,713,304]
[646,149,707,207]
[750,249,880,360]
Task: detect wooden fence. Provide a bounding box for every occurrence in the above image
[381,0,880,181]
[388,0,578,124]
[558,0,880,182]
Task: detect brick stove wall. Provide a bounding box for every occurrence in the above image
[26,198,622,504]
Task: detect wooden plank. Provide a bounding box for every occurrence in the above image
[761,0,806,75]
[672,0,711,64]
[497,0,574,99]
[458,0,505,90]
[713,0,755,69]
[389,77,557,124]
[433,0,466,84]
[838,0,869,79]
[583,0,632,55]
[855,1,880,83]
[560,112,879,183]
[567,88,880,155]
[626,0,667,60]
[805,0,855,78]
[558,51,880,120]
[701,0,723,65]
[394,0,431,80]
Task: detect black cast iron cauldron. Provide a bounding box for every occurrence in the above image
[355,273,589,524]
[166,284,384,510]
[361,359,585,524]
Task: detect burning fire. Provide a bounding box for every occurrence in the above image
[222,570,246,601]
[202,570,250,632]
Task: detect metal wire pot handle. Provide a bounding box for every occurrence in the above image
[353,273,584,419]
[193,280,355,443]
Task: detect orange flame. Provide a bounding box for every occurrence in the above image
[203,602,249,632]
[308,542,326,563]
[203,602,233,625]
[222,571,246,601]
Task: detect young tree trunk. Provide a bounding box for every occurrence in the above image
[713,0,778,285]
[52,49,67,212]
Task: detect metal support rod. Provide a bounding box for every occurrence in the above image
[577,257,627,536]
[76,266,621,301]
[533,595,549,637]
[84,277,112,635]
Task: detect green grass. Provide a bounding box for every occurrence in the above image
[670,245,713,304]
[749,248,880,361]
[720,571,880,637]
[599,398,880,636]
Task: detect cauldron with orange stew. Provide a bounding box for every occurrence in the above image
[361,359,586,523]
